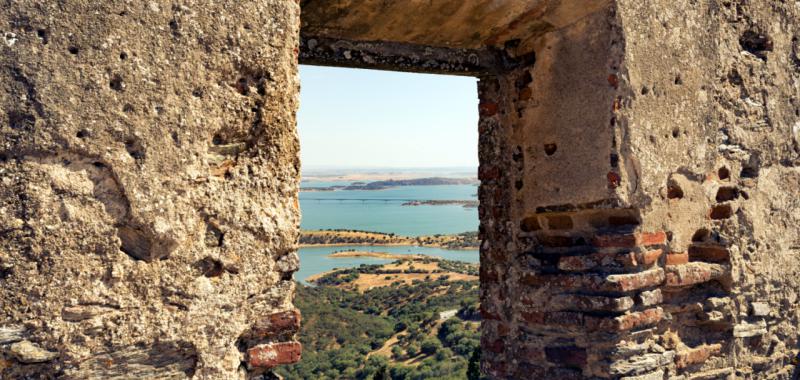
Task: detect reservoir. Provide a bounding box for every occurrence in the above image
[299,184,479,236]
[298,181,480,281]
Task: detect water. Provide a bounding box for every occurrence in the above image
[298,181,480,282]
[297,245,479,284]
[299,184,478,236]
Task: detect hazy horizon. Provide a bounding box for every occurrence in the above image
[298,65,479,169]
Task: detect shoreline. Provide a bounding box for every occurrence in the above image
[327,250,427,260]
[298,242,478,250]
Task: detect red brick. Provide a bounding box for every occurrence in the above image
[638,249,663,266]
[709,203,733,220]
[639,232,668,246]
[593,231,666,248]
[479,166,500,181]
[250,309,301,339]
[519,87,533,100]
[247,342,302,368]
[480,304,502,320]
[665,262,727,287]
[549,294,634,312]
[675,343,722,369]
[607,172,622,189]
[605,268,665,292]
[666,252,689,266]
[688,244,730,262]
[479,101,499,116]
[597,307,664,331]
[522,268,664,293]
[480,266,499,282]
[608,74,619,88]
[557,252,636,272]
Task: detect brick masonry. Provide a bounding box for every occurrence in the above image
[3,0,799,379]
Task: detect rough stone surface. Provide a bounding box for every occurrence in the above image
[3,0,800,379]
[1,1,301,378]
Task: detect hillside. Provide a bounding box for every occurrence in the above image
[301,177,478,191]
[276,259,482,380]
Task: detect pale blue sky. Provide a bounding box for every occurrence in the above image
[298,65,479,169]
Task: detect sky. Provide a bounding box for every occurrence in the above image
[297,65,479,169]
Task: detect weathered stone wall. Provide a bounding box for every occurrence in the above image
[479,1,800,379]
[3,0,799,379]
[1,1,302,378]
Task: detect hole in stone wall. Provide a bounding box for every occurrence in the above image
[7,111,36,131]
[718,167,730,180]
[36,29,48,44]
[205,223,224,247]
[715,187,739,202]
[235,78,250,95]
[544,144,557,156]
[710,204,733,220]
[739,30,773,60]
[110,74,125,92]
[68,46,79,55]
[124,138,145,160]
[692,228,710,242]
[740,165,759,178]
[119,52,128,60]
[520,217,541,232]
[667,183,684,200]
[196,257,225,277]
[118,226,153,261]
[76,129,90,139]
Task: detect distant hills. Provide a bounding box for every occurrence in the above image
[302,177,478,191]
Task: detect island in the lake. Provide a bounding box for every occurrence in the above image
[327,250,426,260]
[401,200,478,208]
[300,229,479,250]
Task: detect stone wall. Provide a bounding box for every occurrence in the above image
[479,1,800,379]
[1,1,302,378]
[2,0,799,379]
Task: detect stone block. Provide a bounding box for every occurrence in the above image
[675,344,722,369]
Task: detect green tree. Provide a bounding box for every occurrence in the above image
[421,338,442,355]
[467,347,481,380]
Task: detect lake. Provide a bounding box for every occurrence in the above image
[299,184,479,236]
[298,181,480,281]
